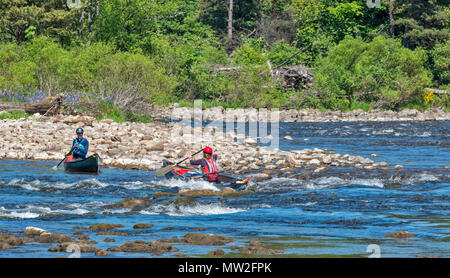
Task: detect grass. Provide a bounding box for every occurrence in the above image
[90,100,153,123]
[0,110,29,120]
[177,99,244,109]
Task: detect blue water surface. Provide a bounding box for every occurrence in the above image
[0,121,449,258]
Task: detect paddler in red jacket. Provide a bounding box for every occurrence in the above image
[189,146,219,182]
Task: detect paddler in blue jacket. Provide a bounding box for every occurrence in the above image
[71,127,89,159]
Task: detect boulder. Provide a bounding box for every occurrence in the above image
[133,223,154,229]
[39,233,75,244]
[95,249,108,256]
[88,223,124,231]
[208,248,226,256]
[182,233,234,246]
[24,226,47,236]
[252,173,271,182]
[58,241,101,253]
[107,240,178,253]
[384,231,416,238]
[238,241,283,255]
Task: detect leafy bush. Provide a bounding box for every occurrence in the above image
[267,40,306,66]
[314,36,433,110]
[232,39,267,66]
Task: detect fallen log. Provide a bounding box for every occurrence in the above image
[0,94,65,115]
[425,88,449,95]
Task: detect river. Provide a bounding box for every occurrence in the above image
[0,121,449,258]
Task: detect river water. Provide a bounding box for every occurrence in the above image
[0,121,449,258]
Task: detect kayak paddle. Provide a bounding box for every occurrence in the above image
[156,149,203,177]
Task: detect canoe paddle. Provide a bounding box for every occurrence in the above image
[52,147,74,170]
[156,149,203,177]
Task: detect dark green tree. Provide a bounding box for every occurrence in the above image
[0,0,78,45]
[392,0,449,49]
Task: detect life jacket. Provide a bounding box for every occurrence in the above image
[203,158,219,182]
[65,154,74,162]
[73,138,88,158]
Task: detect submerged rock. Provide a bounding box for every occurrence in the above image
[133,223,154,229]
[384,231,416,238]
[96,231,128,236]
[208,248,226,257]
[39,233,75,244]
[95,249,108,256]
[107,240,178,253]
[0,233,34,247]
[238,241,283,255]
[177,188,252,197]
[88,223,124,231]
[110,198,150,208]
[163,233,234,246]
[56,241,101,253]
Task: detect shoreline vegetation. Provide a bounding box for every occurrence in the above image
[0,1,448,118]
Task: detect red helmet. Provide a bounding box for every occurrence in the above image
[203,146,213,154]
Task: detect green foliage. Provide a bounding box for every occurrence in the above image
[0,110,29,120]
[232,40,267,66]
[314,36,433,110]
[0,0,448,112]
[0,42,37,89]
[96,100,126,123]
[0,0,78,45]
[393,0,449,50]
[428,39,450,86]
[94,100,152,123]
[268,40,306,66]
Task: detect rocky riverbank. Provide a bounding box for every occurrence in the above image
[0,225,421,258]
[0,226,284,257]
[0,114,392,181]
[147,104,450,122]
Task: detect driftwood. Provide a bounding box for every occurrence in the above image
[272,66,314,90]
[0,94,65,115]
[426,88,449,95]
[207,64,314,90]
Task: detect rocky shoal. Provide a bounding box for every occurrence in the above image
[149,104,450,122]
[0,113,399,180]
[0,226,420,257]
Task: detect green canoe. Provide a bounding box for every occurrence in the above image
[64,154,99,173]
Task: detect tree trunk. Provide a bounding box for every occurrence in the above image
[389,0,395,38]
[228,0,233,44]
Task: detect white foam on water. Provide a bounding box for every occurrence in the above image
[416,132,432,137]
[257,175,385,192]
[352,178,384,188]
[67,201,107,209]
[4,178,112,191]
[20,183,40,191]
[6,211,41,219]
[154,178,220,191]
[73,178,109,189]
[143,203,245,216]
[411,173,439,182]
[121,180,146,190]
[101,207,133,214]
[0,204,91,219]
[301,201,317,206]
